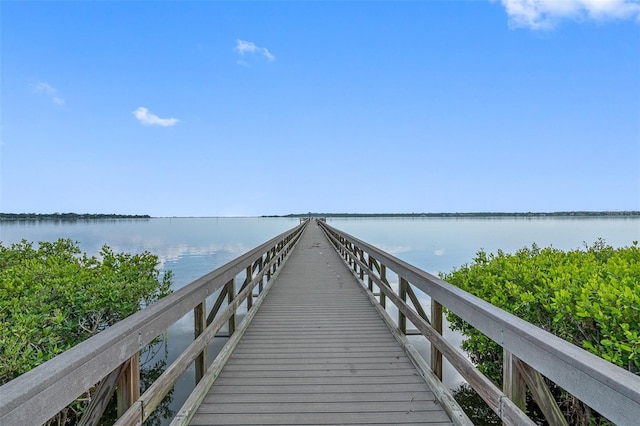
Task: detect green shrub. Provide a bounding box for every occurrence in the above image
[0,238,173,423]
[442,239,639,423]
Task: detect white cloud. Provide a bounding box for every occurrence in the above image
[33,82,65,105]
[235,39,276,62]
[132,107,179,127]
[500,0,640,29]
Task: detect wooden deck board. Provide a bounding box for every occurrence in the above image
[202,392,436,404]
[190,412,453,425]
[190,222,453,425]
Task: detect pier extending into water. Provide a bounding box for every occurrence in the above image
[1,220,639,425]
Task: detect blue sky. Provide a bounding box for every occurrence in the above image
[1,1,639,216]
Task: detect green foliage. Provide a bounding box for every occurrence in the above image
[441,239,639,423]
[0,238,172,385]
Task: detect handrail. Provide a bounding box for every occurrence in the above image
[318,221,640,426]
[0,220,308,426]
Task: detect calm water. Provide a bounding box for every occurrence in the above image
[2,216,638,422]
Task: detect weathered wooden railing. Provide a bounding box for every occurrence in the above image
[318,220,640,426]
[0,220,308,426]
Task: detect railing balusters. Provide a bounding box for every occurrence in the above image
[316,221,640,426]
[207,286,228,326]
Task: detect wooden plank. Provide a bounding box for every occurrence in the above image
[196,400,444,414]
[203,392,435,404]
[212,375,427,386]
[190,412,452,425]
[232,341,400,349]
[227,350,408,358]
[216,368,419,378]
[220,362,421,371]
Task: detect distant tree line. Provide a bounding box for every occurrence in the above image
[269,211,640,218]
[0,213,151,221]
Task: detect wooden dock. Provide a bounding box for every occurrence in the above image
[5,220,637,426]
[189,222,454,425]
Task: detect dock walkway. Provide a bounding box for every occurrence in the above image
[190,222,453,425]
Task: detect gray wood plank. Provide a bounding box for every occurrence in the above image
[216,368,421,378]
[220,362,419,372]
[212,375,426,386]
[196,400,444,414]
[203,392,435,404]
[190,222,453,425]
[190,412,452,425]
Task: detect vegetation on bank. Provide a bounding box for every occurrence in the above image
[441,239,639,425]
[0,213,151,221]
[0,239,172,423]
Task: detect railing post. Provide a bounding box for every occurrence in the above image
[194,301,206,383]
[342,238,347,260]
[271,248,277,274]
[245,265,253,310]
[277,242,282,267]
[380,264,387,308]
[266,251,272,282]
[116,352,140,418]
[431,299,443,381]
[258,257,264,292]
[504,349,526,412]
[352,247,358,273]
[227,279,236,336]
[399,277,408,334]
[367,256,374,291]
